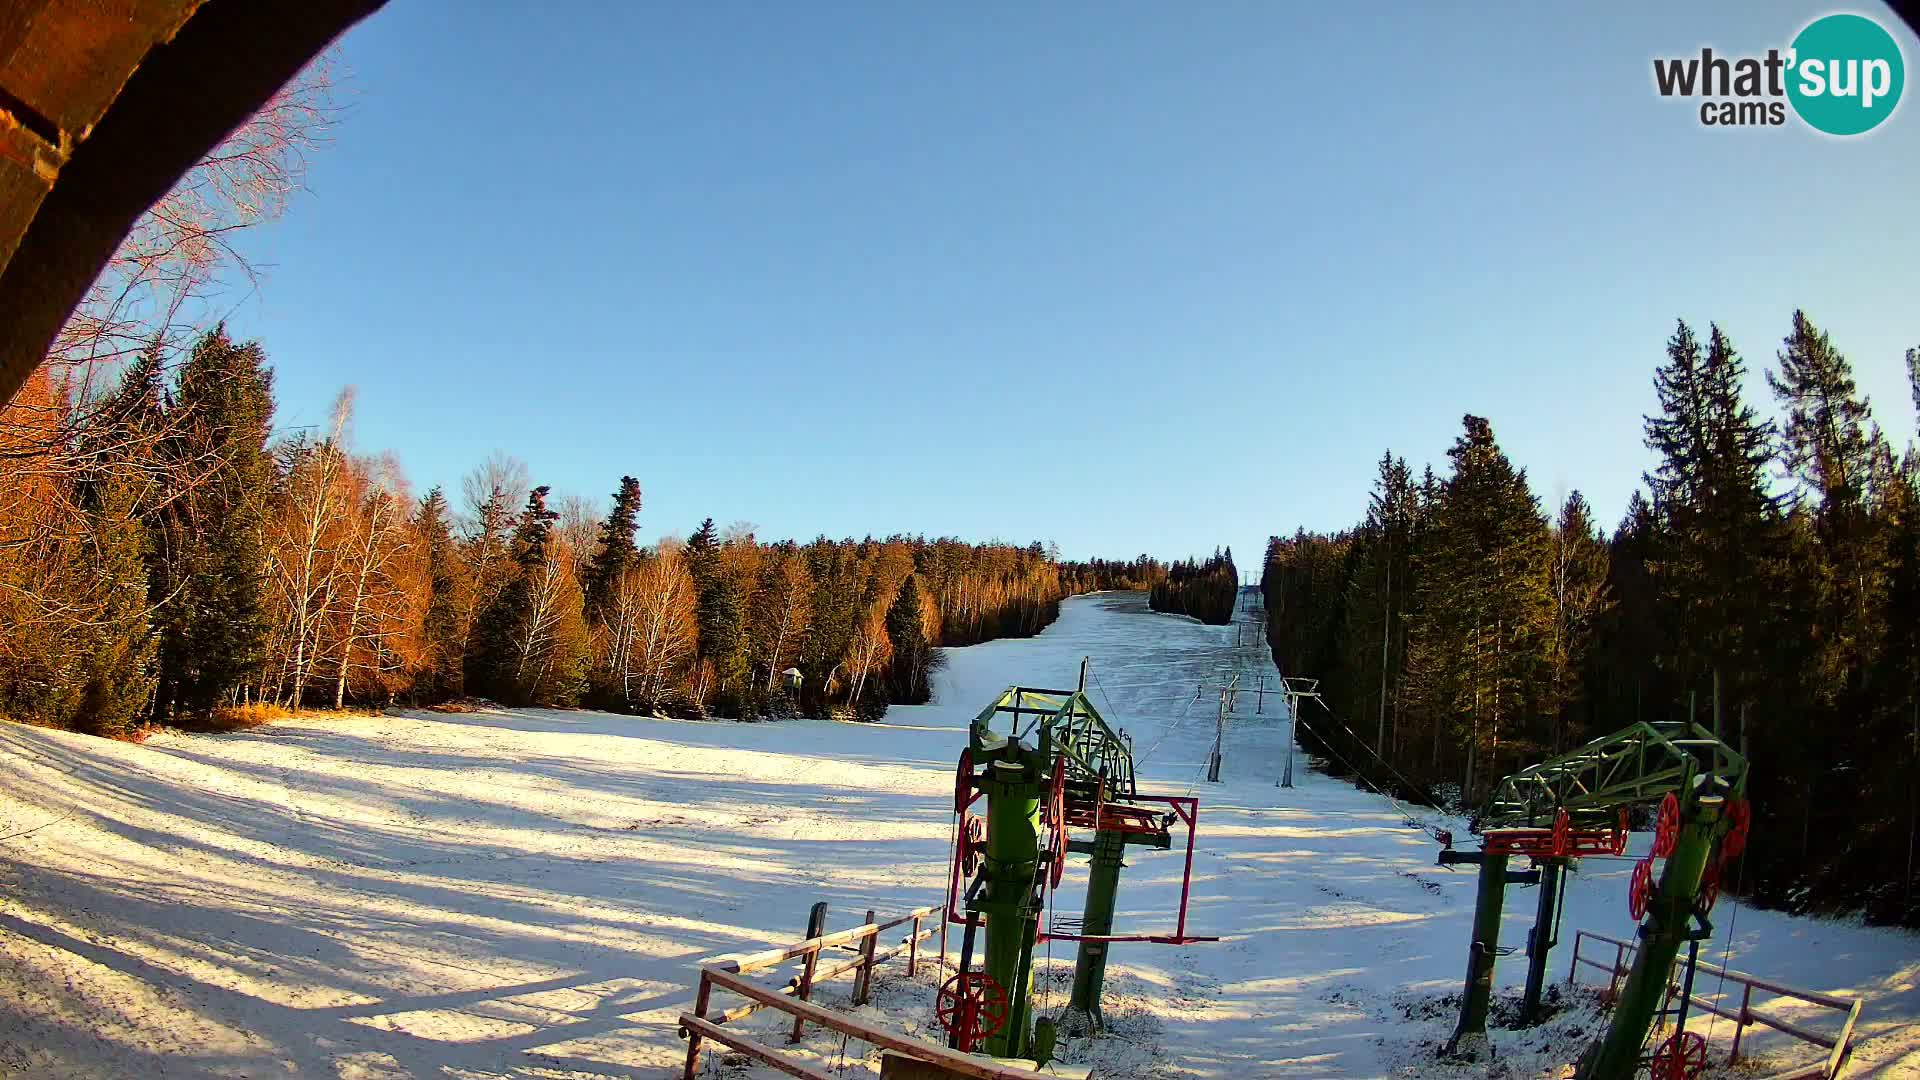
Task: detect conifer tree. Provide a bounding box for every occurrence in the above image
[1406,415,1550,795]
[1643,321,1786,708]
[151,326,276,718]
[582,476,642,623]
[885,572,933,704]
[684,517,747,713]
[469,486,570,704]
[414,487,464,701]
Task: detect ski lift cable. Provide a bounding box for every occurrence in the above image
[1288,708,1432,827]
[1309,695,1442,808]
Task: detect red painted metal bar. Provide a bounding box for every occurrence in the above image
[1036,795,1210,945]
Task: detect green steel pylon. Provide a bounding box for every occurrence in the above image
[1575,796,1726,1080]
[976,755,1045,1059]
[1441,720,1747,1068]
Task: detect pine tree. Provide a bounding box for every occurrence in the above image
[151,326,276,719]
[582,475,642,623]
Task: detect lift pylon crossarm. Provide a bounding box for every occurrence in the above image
[1480,721,1748,830]
[971,685,1137,800]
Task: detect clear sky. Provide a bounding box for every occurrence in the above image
[222,2,1920,567]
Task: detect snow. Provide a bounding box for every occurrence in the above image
[0,591,1915,1078]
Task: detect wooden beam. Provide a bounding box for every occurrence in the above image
[679,1014,835,1080]
[705,967,1057,1080]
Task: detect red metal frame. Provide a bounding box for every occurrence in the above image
[1038,795,1218,945]
[946,791,1218,945]
[1483,826,1623,859]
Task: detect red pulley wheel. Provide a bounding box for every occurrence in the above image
[1046,755,1066,827]
[1695,861,1721,917]
[1628,857,1655,921]
[1050,819,1067,888]
[954,749,973,814]
[1552,808,1571,857]
[1722,797,1751,859]
[1650,1030,1708,1080]
[959,814,985,876]
[1652,793,1680,859]
[935,971,1008,1053]
[1612,806,1630,856]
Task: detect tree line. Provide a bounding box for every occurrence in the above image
[1149,549,1239,624]
[0,328,1103,731]
[1262,312,1920,925]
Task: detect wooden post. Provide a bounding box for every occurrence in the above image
[1729,982,1753,1062]
[1607,941,1625,1003]
[854,909,878,1006]
[908,914,921,977]
[790,902,828,1043]
[789,945,821,1042]
[683,970,713,1080]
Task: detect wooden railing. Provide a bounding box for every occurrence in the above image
[678,904,1061,1080]
[1567,929,1865,1080]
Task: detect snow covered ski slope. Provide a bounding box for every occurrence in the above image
[0,593,1914,1078]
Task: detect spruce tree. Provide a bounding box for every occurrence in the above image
[151,326,276,719]
[469,486,555,703]
[886,573,933,704]
[1643,321,1786,702]
[415,487,464,701]
[582,475,642,623]
[1406,415,1550,795]
[684,517,746,713]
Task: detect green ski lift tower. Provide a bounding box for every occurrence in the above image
[1435,720,1750,1080]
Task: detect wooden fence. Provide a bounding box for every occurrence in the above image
[1567,929,1865,1080]
[678,904,1062,1080]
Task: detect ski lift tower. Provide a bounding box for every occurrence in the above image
[941,673,1215,1062]
[1436,721,1749,1080]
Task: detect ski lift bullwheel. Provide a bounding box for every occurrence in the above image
[954,749,974,814]
[1650,1030,1708,1080]
[1611,806,1630,856]
[1628,857,1655,921]
[935,971,1008,1053]
[1552,808,1571,857]
[1652,793,1681,859]
[1722,797,1751,859]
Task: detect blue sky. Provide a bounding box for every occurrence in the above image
[223,2,1920,567]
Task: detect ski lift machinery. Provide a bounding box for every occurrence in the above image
[938,670,1217,1062]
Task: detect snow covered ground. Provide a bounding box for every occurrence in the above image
[0,592,1914,1078]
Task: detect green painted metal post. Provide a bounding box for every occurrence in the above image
[1576,801,1721,1080]
[1521,859,1563,1025]
[981,760,1041,1059]
[1446,849,1510,1058]
[1064,827,1127,1034]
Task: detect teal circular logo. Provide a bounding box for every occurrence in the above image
[1787,14,1904,135]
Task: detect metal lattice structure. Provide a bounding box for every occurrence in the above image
[1481,721,1749,831]
[1444,719,1751,1079]
[971,686,1136,800]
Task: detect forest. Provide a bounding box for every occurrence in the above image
[1148,549,1240,625]
[0,333,1095,730]
[1262,315,1920,926]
